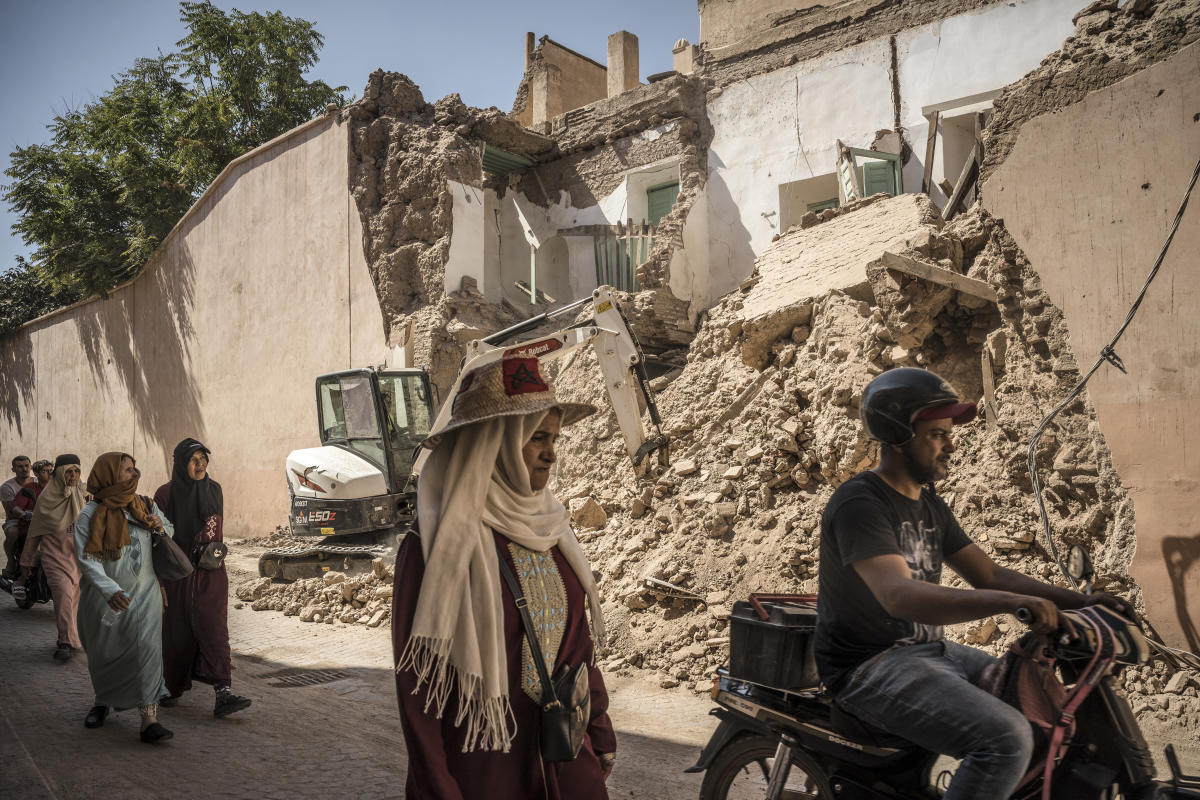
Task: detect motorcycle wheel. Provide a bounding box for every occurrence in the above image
[699,733,834,800]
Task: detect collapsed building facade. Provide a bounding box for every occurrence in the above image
[2,0,1198,724]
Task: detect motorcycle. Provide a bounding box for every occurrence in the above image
[688,547,1200,799]
[0,529,52,610]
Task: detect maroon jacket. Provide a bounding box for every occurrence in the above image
[392,529,615,800]
[154,483,231,692]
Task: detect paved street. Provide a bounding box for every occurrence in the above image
[0,585,716,800]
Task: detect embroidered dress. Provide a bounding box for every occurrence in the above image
[508,542,567,702]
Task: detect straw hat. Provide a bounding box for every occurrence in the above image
[421,356,597,449]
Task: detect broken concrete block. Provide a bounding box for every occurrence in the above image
[570,497,608,530]
[322,571,346,586]
[1165,672,1191,694]
[965,617,998,645]
[745,447,765,462]
[236,576,273,602]
[367,609,388,627]
[299,605,322,622]
[706,590,729,606]
[714,502,737,519]
[630,498,648,519]
[624,593,650,611]
[704,491,724,505]
[723,465,744,480]
[674,458,699,476]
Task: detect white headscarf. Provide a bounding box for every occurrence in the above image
[397,409,605,752]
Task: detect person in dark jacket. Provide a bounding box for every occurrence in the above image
[154,438,250,718]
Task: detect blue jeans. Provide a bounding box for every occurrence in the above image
[835,640,1033,800]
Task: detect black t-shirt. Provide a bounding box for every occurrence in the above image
[814,471,972,692]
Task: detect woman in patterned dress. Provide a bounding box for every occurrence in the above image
[392,356,615,800]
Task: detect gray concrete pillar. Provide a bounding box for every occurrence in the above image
[607,30,639,98]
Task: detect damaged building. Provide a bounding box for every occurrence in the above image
[1,0,1199,728]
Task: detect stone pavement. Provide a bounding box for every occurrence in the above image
[0,591,715,800]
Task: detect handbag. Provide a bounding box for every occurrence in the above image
[496,546,590,762]
[151,531,194,581]
[195,541,227,570]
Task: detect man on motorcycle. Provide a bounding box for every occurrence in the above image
[814,367,1131,800]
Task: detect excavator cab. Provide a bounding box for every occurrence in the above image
[314,368,434,493]
[260,368,435,580]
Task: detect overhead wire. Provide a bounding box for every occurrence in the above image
[1025,154,1200,666]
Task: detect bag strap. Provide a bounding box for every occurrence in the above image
[495,542,561,710]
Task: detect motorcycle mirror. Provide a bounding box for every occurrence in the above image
[1067,545,1094,584]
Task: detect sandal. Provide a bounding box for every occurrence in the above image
[84,705,109,728]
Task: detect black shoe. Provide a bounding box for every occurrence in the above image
[213,691,252,718]
[139,722,174,743]
[159,695,180,707]
[52,643,73,662]
[84,705,108,728]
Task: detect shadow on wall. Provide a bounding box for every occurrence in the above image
[74,218,207,464]
[703,155,755,293]
[1163,534,1200,655]
[0,334,35,437]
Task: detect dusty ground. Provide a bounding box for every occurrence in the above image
[0,549,715,800]
[3,547,1196,800]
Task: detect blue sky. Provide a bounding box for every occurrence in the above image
[0,0,699,272]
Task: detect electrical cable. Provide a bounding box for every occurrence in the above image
[1027,155,1200,594]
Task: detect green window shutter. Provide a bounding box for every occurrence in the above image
[862,161,896,197]
[646,181,680,225]
[806,198,839,213]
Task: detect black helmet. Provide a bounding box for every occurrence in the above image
[860,368,977,445]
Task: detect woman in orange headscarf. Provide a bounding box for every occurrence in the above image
[74,452,175,743]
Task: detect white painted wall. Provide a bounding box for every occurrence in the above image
[705,0,1080,298]
[444,180,488,297]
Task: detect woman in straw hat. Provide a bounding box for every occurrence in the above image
[393,356,616,799]
[74,452,174,743]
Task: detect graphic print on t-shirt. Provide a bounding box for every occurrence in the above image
[895,519,944,643]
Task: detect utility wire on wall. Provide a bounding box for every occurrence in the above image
[1026,155,1200,667]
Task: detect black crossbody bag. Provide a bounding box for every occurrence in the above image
[496,546,590,762]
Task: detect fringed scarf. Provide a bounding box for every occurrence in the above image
[26,459,86,541]
[85,452,155,561]
[396,410,605,753]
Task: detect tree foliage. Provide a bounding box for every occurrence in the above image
[0,258,84,335]
[4,1,346,305]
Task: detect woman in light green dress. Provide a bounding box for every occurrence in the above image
[75,452,174,743]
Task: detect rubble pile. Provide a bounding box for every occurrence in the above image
[236,558,394,628]
[346,71,552,391]
[551,199,1198,732]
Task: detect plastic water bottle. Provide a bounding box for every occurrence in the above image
[101,594,130,626]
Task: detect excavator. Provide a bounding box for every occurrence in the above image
[258,286,670,579]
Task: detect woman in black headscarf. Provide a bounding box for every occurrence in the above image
[154,438,251,718]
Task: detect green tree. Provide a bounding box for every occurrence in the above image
[0,258,84,335]
[4,1,345,302]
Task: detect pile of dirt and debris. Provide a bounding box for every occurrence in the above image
[235,558,394,628]
[549,196,1199,732]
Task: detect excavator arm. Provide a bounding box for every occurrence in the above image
[414,286,670,478]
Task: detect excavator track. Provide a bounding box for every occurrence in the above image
[258,543,390,581]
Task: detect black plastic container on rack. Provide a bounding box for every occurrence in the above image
[728,599,820,691]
